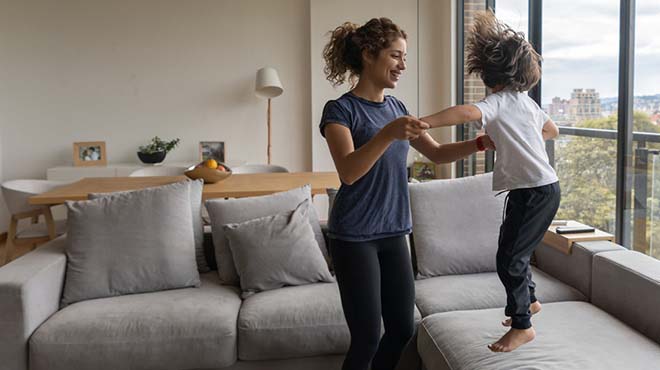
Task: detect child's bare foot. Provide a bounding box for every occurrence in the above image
[501,301,542,327]
[488,327,536,352]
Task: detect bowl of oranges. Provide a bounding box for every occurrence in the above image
[185,159,232,184]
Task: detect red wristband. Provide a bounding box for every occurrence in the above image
[476,136,486,151]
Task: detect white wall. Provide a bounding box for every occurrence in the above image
[419,0,456,179]
[0,0,312,179]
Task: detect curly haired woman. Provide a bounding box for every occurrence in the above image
[320,17,495,370]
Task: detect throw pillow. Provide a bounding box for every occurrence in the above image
[206,184,329,285]
[223,199,334,298]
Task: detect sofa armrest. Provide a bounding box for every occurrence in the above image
[0,236,67,370]
[534,240,625,299]
[593,250,660,344]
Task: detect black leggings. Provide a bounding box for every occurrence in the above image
[330,236,416,370]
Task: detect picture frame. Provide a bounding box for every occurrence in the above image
[73,141,107,167]
[199,141,225,163]
[411,161,436,181]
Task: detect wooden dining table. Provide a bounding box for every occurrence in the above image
[29,172,341,205]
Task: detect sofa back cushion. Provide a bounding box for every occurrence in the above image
[62,181,200,306]
[409,173,504,278]
[592,250,660,344]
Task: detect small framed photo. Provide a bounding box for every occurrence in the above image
[199,141,225,163]
[73,141,107,167]
[412,161,436,181]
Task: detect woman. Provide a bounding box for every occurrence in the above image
[320,18,495,370]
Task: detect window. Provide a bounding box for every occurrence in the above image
[458,1,648,253]
[631,0,660,258]
[542,2,621,235]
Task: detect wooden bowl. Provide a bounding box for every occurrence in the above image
[185,163,232,184]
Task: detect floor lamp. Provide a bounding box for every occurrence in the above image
[255,67,283,165]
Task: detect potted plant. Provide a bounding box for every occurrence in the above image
[137,136,180,164]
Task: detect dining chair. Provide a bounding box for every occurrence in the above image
[1,180,68,264]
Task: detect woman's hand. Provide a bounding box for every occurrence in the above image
[384,116,430,141]
[478,134,496,150]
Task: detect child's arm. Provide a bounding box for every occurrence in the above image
[542,119,559,140]
[420,105,483,129]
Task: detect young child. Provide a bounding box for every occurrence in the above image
[421,10,560,352]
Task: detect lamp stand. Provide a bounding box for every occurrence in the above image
[267,98,272,165]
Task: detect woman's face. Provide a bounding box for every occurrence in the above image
[363,37,407,89]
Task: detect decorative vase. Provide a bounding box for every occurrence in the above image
[137,151,167,164]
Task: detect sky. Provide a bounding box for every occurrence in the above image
[495,0,660,104]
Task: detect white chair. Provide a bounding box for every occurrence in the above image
[1,180,68,264]
[128,166,189,177]
[231,164,289,174]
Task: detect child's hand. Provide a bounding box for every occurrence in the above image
[384,116,430,141]
[478,134,496,150]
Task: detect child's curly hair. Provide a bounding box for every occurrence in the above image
[466,10,541,92]
[323,18,407,87]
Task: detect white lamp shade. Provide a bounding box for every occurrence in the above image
[255,67,283,98]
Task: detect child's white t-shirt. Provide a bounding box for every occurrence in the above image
[472,90,558,191]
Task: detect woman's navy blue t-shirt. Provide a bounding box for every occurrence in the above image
[320,92,412,242]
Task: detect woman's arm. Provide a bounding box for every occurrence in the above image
[324,116,428,185]
[420,105,483,129]
[411,132,495,164]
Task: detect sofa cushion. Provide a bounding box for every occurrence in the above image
[224,199,334,298]
[418,301,660,370]
[592,250,660,344]
[414,266,586,317]
[30,272,241,370]
[63,180,200,306]
[237,282,347,361]
[220,356,346,370]
[409,173,504,278]
[90,179,210,272]
[237,282,422,360]
[206,185,329,285]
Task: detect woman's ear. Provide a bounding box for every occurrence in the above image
[361,49,375,67]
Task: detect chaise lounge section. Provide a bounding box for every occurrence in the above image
[417,243,660,370]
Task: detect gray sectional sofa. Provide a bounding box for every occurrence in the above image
[2,173,660,370]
